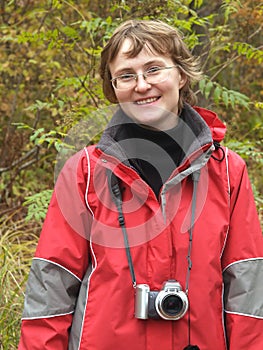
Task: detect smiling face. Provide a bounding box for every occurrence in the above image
[109,39,187,131]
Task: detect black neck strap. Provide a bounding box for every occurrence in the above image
[107,168,200,292]
[107,170,136,287]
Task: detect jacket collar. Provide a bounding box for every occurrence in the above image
[96,104,225,162]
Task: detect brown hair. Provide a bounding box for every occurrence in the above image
[100,20,202,110]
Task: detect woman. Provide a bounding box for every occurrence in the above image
[18,20,263,350]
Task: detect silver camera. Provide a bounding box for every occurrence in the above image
[135,280,188,320]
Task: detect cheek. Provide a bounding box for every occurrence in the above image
[114,90,130,103]
[164,83,180,99]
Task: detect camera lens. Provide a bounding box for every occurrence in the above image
[154,281,189,320]
[162,295,183,315]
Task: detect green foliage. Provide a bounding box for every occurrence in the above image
[13,122,69,152]
[198,77,250,108]
[0,212,39,349]
[225,139,262,162]
[221,0,241,21]
[23,190,53,222]
[233,42,263,63]
[225,138,263,214]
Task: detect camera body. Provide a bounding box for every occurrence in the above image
[135,280,188,320]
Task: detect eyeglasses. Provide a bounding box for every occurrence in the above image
[111,65,178,90]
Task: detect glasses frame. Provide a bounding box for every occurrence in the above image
[111,65,178,90]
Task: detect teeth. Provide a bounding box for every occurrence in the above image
[136,97,158,105]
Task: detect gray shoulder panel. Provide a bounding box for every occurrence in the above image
[22,258,81,319]
[223,258,263,318]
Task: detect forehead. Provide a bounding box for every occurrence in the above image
[109,38,173,74]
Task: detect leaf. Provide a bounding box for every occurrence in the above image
[229,93,236,109]
[61,26,79,40]
[30,128,45,142]
[198,78,207,94]
[204,81,213,99]
[213,86,221,104]
[222,90,229,107]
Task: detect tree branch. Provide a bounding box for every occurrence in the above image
[0,147,39,174]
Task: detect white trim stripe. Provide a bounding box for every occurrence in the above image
[220,147,230,259]
[84,147,95,219]
[32,257,82,282]
[224,310,263,320]
[22,310,74,320]
[225,147,230,200]
[223,257,263,273]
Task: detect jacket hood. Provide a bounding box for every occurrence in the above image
[97,104,226,162]
[193,106,226,142]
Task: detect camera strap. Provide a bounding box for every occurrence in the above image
[107,169,137,287]
[107,168,201,292]
[185,169,200,294]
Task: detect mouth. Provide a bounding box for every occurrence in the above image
[134,96,160,105]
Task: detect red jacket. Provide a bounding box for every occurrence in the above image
[18,105,263,349]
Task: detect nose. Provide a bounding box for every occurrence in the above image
[134,74,151,92]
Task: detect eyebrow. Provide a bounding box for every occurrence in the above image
[113,58,168,76]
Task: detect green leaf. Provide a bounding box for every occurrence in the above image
[213,85,221,104]
[222,90,229,107]
[198,78,206,94]
[204,81,213,99]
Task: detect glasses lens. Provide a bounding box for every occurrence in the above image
[113,75,135,90]
[113,67,172,90]
[146,68,169,85]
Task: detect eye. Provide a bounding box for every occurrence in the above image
[118,73,135,81]
[146,66,163,75]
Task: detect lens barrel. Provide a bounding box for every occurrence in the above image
[155,281,189,320]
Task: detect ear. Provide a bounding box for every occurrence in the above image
[178,72,187,89]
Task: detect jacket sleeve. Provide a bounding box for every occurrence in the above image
[222,150,263,350]
[18,149,93,349]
